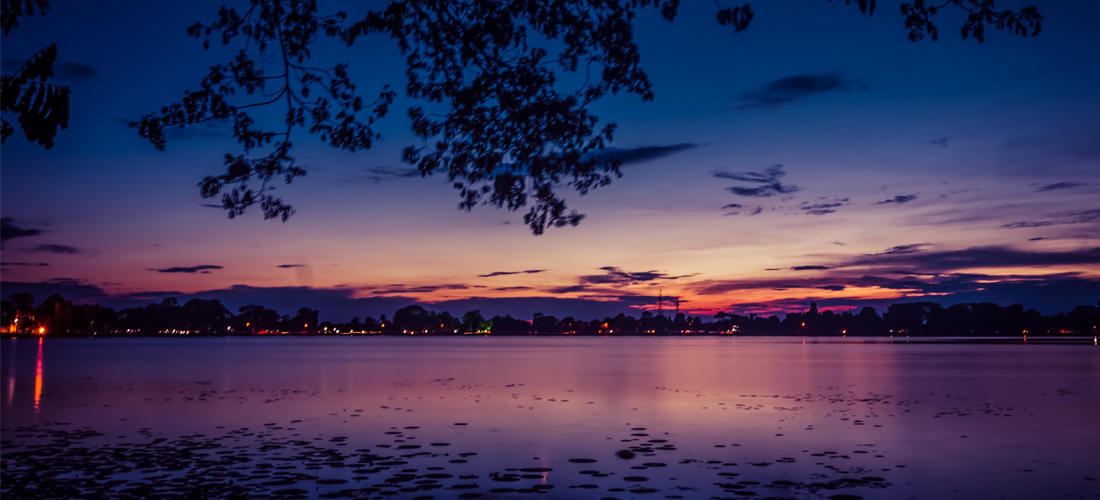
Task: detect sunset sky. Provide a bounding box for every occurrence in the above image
[2,0,1098,321]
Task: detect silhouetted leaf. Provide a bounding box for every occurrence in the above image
[134,0,1044,235]
[1,0,51,35]
[0,43,69,148]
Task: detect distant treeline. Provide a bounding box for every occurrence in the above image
[1,292,1097,337]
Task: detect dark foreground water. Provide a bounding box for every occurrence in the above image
[2,337,1098,500]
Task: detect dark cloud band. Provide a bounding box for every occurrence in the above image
[736,73,863,109]
[150,265,224,273]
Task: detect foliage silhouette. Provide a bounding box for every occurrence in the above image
[3,292,1095,336]
[136,0,1042,235]
[1,0,70,148]
[1,0,50,34]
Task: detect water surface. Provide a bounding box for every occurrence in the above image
[3,337,1098,499]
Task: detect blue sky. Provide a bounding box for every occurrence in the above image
[2,0,1098,320]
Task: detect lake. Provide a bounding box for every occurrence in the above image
[2,336,1098,499]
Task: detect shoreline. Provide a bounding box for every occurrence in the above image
[3,333,1095,343]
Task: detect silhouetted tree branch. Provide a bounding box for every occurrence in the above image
[133,1,395,221]
[1,0,71,148]
[136,0,1043,235]
[1,0,50,34]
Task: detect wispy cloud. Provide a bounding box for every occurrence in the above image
[370,284,470,294]
[722,204,765,216]
[1002,209,1100,229]
[341,167,422,184]
[1033,181,1087,192]
[719,273,1100,316]
[839,246,1100,272]
[578,267,694,286]
[714,164,800,197]
[2,58,97,82]
[872,244,930,255]
[736,73,863,109]
[341,144,699,185]
[799,198,849,215]
[874,194,918,205]
[938,187,978,199]
[1,218,43,243]
[116,116,233,140]
[478,270,546,278]
[56,61,97,81]
[546,285,591,294]
[26,243,81,255]
[150,265,224,274]
[589,143,698,165]
[691,245,1100,311]
[721,203,743,215]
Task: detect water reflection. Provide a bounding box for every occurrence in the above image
[34,337,42,414]
[0,337,1096,500]
[4,338,14,407]
[5,369,13,406]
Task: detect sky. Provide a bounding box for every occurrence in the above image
[2,0,1099,321]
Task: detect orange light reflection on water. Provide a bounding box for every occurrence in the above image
[34,337,43,414]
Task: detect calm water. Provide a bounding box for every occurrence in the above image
[2,337,1098,499]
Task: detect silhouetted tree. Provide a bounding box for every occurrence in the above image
[1,0,49,32]
[461,310,487,333]
[532,312,561,334]
[134,0,1042,235]
[118,298,183,333]
[6,292,36,333]
[883,301,938,333]
[852,306,882,335]
[392,305,434,333]
[557,316,580,334]
[30,293,117,334]
[181,298,233,333]
[1,0,70,147]
[1066,302,1099,335]
[3,292,1093,337]
[436,311,459,334]
[672,312,687,331]
[488,314,531,335]
[8,292,33,312]
[34,293,69,332]
[235,304,282,332]
[289,307,320,333]
[0,300,13,329]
